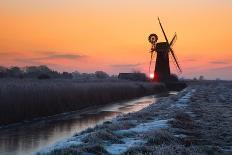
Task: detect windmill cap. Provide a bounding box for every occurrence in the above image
[156,42,169,51]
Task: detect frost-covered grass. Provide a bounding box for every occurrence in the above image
[82,129,124,144]
[37,82,232,155]
[144,129,178,145]
[169,111,195,130]
[0,79,166,125]
[125,144,200,155]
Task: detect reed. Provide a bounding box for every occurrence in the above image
[0,79,166,125]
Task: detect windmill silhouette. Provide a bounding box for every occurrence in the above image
[148,18,182,82]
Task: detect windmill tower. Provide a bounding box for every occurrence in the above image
[148,18,182,82]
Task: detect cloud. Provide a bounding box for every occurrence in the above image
[182,58,197,62]
[12,51,87,69]
[209,61,229,64]
[0,52,9,56]
[34,53,86,60]
[111,63,141,68]
[13,51,87,64]
[0,51,87,61]
[13,57,62,70]
[0,52,20,57]
[45,54,84,59]
[210,65,232,71]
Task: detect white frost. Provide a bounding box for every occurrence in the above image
[105,138,145,155]
[129,119,169,133]
[170,89,196,109]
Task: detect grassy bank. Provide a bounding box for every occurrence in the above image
[0,79,166,126]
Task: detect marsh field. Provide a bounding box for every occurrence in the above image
[0,79,166,126]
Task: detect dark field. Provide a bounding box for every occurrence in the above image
[0,79,166,126]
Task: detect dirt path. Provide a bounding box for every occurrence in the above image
[37,81,232,155]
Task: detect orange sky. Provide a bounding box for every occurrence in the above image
[0,0,232,79]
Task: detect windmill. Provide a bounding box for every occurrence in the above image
[148,18,182,82]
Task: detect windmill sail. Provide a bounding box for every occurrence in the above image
[158,18,181,73]
[170,48,182,73]
[170,33,177,47]
[158,17,169,44]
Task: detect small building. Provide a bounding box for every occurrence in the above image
[118,73,147,81]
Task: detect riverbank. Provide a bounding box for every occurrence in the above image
[0,79,166,126]
[38,81,232,155]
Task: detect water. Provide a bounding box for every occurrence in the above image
[0,92,174,155]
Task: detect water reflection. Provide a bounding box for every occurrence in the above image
[0,94,172,155]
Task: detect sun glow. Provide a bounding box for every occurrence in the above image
[149,73,154,79]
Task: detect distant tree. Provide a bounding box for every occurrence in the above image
[169,74,179,82]
[179,77,185,81]
[118,73,147,81]
[26,65,51,73]
[62,72,73,79]
[72,71,81,79]
[38,65,51,72]
[25,65,57,78]
[110,75,118,78]
[0,65,113,80]
[95,71,109,79]
[0,66,6,71]
[199,75,204,80]
[8,67,23,78]
[25,66,38,73]
[0,66,7,78]
[38,74,51,79]
[80,73,90,80]
[132,70,141,73]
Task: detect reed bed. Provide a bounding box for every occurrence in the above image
[0,79,166,125]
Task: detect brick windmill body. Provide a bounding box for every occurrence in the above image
[148,18,182,82]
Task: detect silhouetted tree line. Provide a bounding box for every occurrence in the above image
[0,65,111,80]
[0,66,71,79]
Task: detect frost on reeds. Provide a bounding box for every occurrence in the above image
[169,111,195,129]
[143,129,178,145]
[125,143,200,155]
[50,144,108,155]
[0,79,166,125]
[153,144,200,155]
[82,129,123,144]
